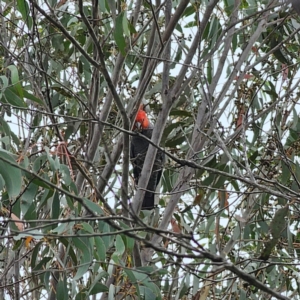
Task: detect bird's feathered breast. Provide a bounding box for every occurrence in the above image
[130,119,164,209]
[130,125,164,178]
[130,128,153,159]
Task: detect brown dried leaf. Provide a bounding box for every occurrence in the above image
[11,213,24,231]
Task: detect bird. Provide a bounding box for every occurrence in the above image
[130,107,164,210]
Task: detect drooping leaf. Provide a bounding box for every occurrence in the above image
[73,237,92,280]
[259,205,289,260]
[57,278,69,300]
[7,65,23,97]
[2,87,27,108]
[16,0,32,28]
[0,149,22,198]
[114,12,127,56]
[23,90,44,105]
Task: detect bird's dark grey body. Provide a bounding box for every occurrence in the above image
[130,128,164,210]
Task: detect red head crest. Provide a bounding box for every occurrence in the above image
[135,109,149,129]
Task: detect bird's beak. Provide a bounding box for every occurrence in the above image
[134,122,142,130]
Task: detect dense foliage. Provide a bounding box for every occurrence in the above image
[1,0,300,299]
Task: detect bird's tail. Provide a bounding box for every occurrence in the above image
[142,191,155,210]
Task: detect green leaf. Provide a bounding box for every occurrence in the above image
[88,271,107,294]
[82,222,94,233]
[0,75,8,89]
[75,291,88,300]
[259,205,289,260]
[123,269,141,298]
[32,178,51,189]
[57,279,68,299]
[127,20,137,34]
[33,257,52,271]
[281,161,291,185]
[224,0,236,15]
[0,116,11,137]
[239,289,247,300]
[0,149,22,198]
[60,165,72,186]
[169,110,193,117]
[122,11,130,37]
[207,58,212,83]
[82,198,104,215]
[31,241,43,269]
[132,270,160,296]
[269,205,289,238]
[60,238,78,264]
[23,90,44,105]
[115,235,125,256]
[45,147,60,171]
[73,237,92,280]
[94,236,106,261]
[16,0,32,29]
[0,175,4,191]
[295,162,300,183]
[125,235,134,251]
[51,191,60,220]
[23,201,38,222]
[73,263,90,281]
[99,0,107,12]
[99,222,112,249]
[136,266,155,273]
[114,12,126,55]
[179,279,188,298]
[139,286,157,300]
[90,282,109,294]
[232,32,238,52]
[33,155,48,173]
[165,135,187,147]
[207,15,219,42]
[7,65,23,96]
[183,5,196,17]
[2,87,27,108]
